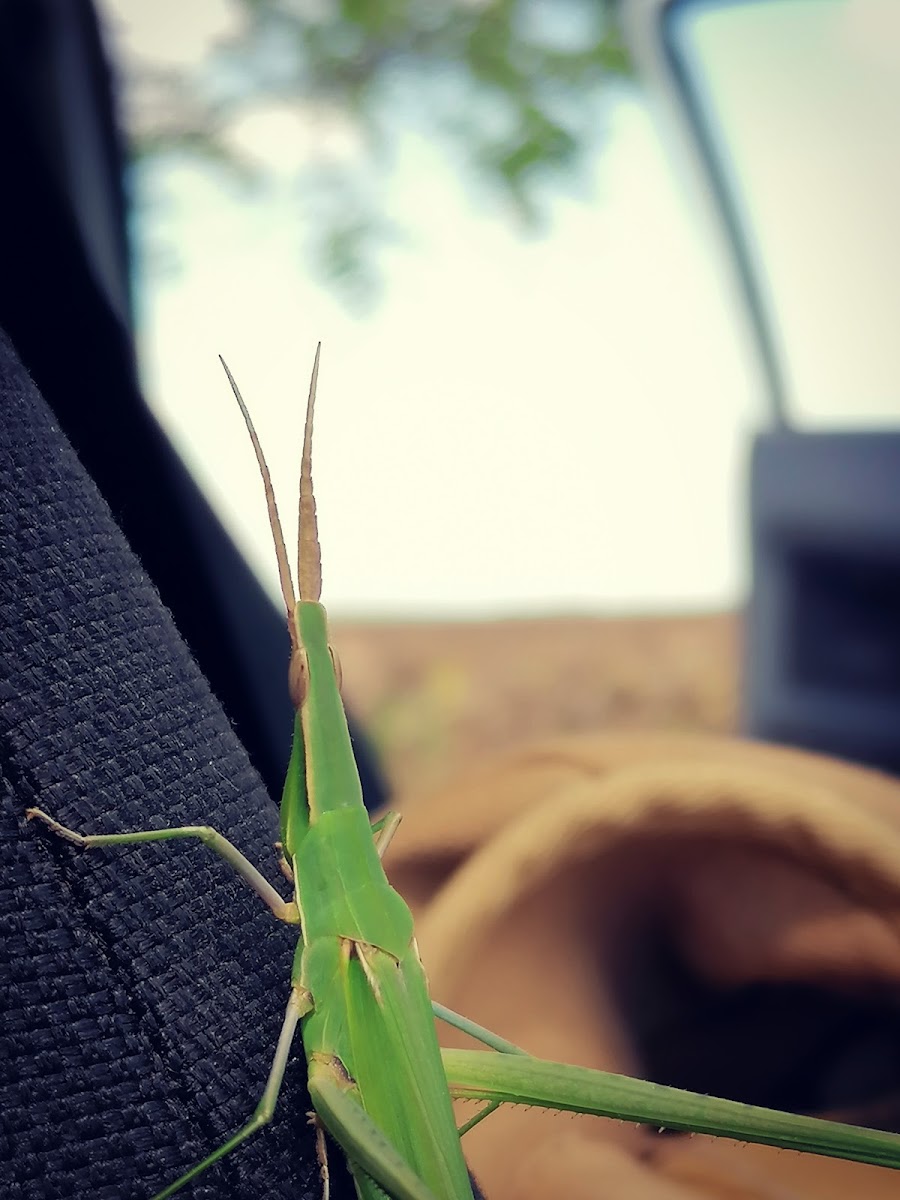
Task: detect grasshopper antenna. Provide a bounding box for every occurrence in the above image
[298,342,323,603]
[219,355,298,636]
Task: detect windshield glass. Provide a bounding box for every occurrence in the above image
[668,0,900,428]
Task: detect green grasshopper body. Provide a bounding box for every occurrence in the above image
[287,603,473,1200]
[27,347,900,1199]
[145,348,474,1200]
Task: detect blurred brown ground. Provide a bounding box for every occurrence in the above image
[332,612,740,796]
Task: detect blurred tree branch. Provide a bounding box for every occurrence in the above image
[119,0,631,303]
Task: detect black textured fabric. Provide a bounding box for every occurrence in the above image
[0,329,354,1198]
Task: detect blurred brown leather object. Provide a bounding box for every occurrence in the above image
[382,732,900,1200]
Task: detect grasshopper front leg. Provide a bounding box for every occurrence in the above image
[26,807,299,924]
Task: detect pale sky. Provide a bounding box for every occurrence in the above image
[97,1,899,620]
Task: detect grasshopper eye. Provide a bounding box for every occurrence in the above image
[289,648,309,710]
[328,645,343,692]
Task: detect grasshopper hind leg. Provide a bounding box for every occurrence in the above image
[308,1058,441,1200]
